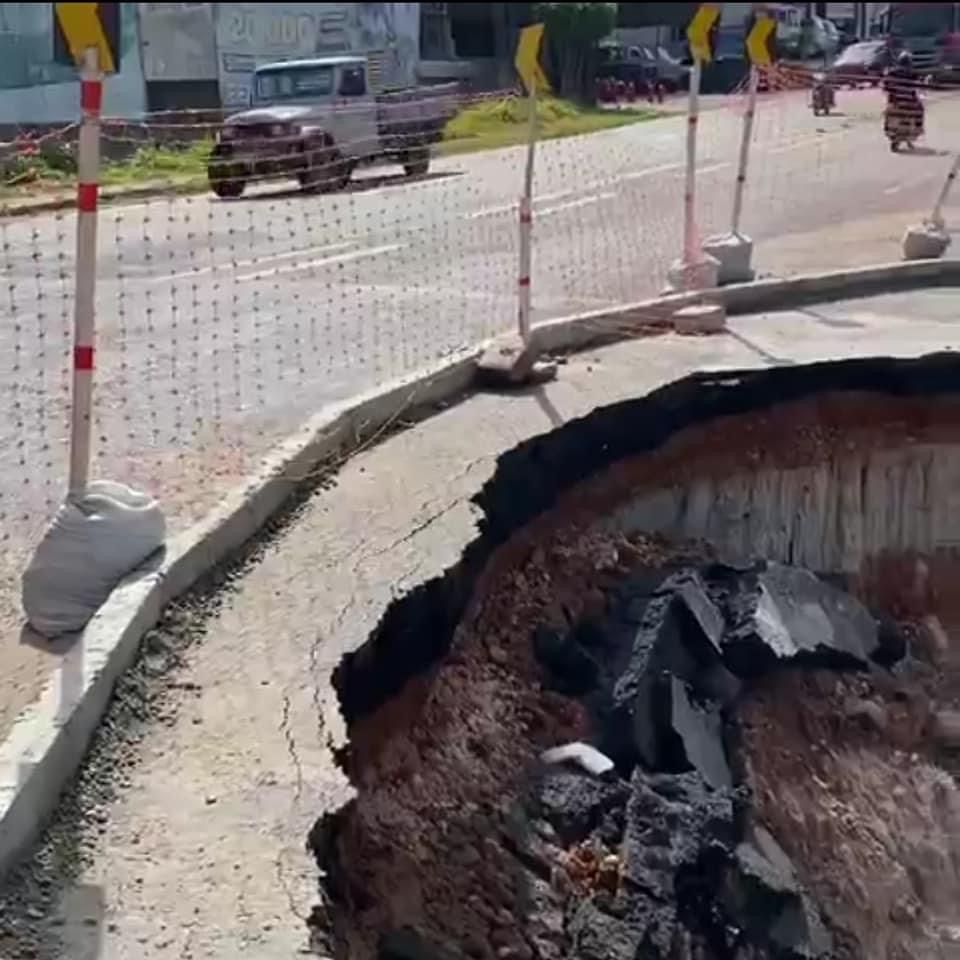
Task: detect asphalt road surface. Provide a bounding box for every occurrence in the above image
[2,87,959,553]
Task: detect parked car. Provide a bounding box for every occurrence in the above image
[827,40,893,85]
[207,56,459,197]
[596,43,658,88]
[596,42,688,94]
[653,46,689,91]
[813,17,841,58]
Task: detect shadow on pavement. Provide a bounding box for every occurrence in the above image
[897,146,948,157]
[229,169,463,204]
[799,307,869,330]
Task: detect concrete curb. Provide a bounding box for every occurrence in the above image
[0,179,202,218]
[1,257,958,879]
[530,258,960,356]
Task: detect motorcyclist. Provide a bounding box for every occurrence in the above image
[883,49,924,137]
[884,50,920,108]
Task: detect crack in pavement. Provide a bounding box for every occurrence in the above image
[280,691,305,805]
[274,847,307,925]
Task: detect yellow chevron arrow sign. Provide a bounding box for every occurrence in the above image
[515,23,551,94]
[687,3,721,64]
[53,3,119,73]
[746,13,777,67]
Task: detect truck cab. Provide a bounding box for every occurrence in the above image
[245,57,380,160]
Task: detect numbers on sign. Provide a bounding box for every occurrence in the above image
[297,14,315,46]
[223,10,319,53]
[226,10,255,45]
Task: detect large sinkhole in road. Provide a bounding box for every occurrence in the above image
[308,354,960,960]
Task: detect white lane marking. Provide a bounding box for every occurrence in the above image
[625,160,730,181]
[463,186,585,221]
[462,161,729,222]
[621,160,686,180]
[463,201,518,220]
[538,192,616,216]
[765,132,834,156]
[153,241,354,284]
[459,125,840,223]
[236,242,403,282]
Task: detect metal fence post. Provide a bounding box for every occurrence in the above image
[517,84,537,346]
[731,65,759,237]
[68,45,102,501]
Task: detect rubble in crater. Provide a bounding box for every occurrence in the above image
[307,523,960,960]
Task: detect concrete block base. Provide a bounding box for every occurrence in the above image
[476,334,557,388]
[673,302,727,335]
[666,253,721,293]
[702,232,756,285]
[902,221,951,261]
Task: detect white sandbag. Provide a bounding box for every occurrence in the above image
[22,480,166,638]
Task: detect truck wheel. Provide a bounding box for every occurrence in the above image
[300,147,352,193]
[208,163,245,199]
[404,147,430,178]
[327,155,354,191]
[298,148,326,192]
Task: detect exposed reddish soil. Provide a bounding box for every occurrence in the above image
[317,526,696,958]
[311,393,960,960]
[743,552,960,960]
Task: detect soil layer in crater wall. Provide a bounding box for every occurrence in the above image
[313,362,960,959]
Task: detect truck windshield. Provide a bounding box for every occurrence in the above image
[886,3,956,37]
[254,66,334,103]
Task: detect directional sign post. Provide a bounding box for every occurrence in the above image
[514,23,550,346]
[681,4,721,273]
[52,2,120,497]
[731,12,777,236]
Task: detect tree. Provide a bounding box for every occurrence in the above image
[534,2,617,101]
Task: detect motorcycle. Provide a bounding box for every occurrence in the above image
[811,75,835,116]
[884,95,924,151]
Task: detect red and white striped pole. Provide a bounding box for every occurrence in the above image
[68,46,102,501]
[517,84,538,345]
[731,64,759,237]
[682,57,702,266]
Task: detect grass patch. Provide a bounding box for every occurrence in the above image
[0,138,213,201]
[99,139,212,187]
[440,95,661,155]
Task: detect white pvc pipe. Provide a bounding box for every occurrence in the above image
[517,85,537,345]
[731,65,759,237]
[68,46,102,500]
[930,152,960,227]
[683,59,702,264]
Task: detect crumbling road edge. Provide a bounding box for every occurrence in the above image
[1,257,958,880]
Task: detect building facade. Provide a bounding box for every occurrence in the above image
[0,2,424,123]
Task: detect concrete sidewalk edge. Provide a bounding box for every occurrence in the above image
[0,351,478,875]
[0,256,957,879]
[0,178,203,218]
